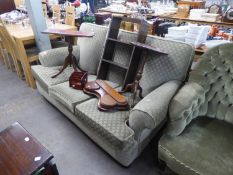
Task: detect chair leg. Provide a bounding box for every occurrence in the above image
[0,48,5,64]
[15,38,36,88]
[158,159,166,171]
[11,54,23,79]
[17,60,24,79]
[2,49,10,69]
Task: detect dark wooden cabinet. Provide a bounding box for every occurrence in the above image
[0,0,16,14]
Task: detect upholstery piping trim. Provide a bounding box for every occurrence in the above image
[159,144,201,175]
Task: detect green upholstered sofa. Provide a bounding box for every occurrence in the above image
[31,23,194,166]
[159,43,233,175]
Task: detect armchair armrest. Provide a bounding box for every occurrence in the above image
[166,82,206,137]
[39,45,79,67]
[129,80,181,141]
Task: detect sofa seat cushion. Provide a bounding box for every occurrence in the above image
[31,65,73,92]
[75,98,135,151]
[159,117,233,175]
[49,78,120,113]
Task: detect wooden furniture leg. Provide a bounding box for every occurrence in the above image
[52,36,82,78]
[15,38,36,89]
[42,162,59,175]
[123,50,147,106]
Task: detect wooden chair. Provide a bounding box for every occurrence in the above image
[0,23,22,78]
[52,4,61,22]
[65,6,75,26]
[41,0,48,17]
[0,19,39,84]
[0,36,12,69]
[14,0,22,7]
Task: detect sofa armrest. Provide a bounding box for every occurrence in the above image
[166,82,206,137]
[129,80,181,141]
[39,45,79,67]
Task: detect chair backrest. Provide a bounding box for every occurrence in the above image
[188,43,233,125]
[0,19,20,72]
[0,20,15,56]
[65,6,75,26]
[52,4,61,22]
[42,3,48,17]
[41,0,47,17]
[14,0,22,7]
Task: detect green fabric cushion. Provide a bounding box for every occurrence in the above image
[78,23,108,75]
[49,75,96,113]
[75,98,135,151]
[159,117,233,175]
[49,78,119,113]
[39,46,79,67]
[31,65,73,92]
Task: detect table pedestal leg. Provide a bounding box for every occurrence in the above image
[123,51,147,106]
[52,36,83,78]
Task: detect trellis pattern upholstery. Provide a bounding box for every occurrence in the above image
[115,31,194,96]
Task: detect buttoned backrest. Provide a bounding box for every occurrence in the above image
[188,43,233,125]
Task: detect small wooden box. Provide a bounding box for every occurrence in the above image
[69,71,88,90]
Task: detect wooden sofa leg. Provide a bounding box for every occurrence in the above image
[158,159,167,174]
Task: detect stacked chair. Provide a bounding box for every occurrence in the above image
[50,5,74,48]
[52,4,61,23]
[65,6,75,26]
[41,0,48,17]
[0,32,13,70]
[0,19,39,84]
[159,43,233,175]
[0,19,22,78]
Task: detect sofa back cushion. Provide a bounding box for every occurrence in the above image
[141,36,194,96]
[105,30,194,96]
[189,43,233,125]
[79,23,108,75]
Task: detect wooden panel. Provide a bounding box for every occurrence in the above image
[0,0,16,14]
[0,122,53,175]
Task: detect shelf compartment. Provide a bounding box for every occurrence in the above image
[102,59,129,70]
[107,38,132,47]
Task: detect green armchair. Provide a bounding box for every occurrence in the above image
[158,43,233,175]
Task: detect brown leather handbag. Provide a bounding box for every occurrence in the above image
[83,80,128,111]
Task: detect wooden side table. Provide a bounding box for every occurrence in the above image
[125,41,168,106]
[0,122,59,175]
[42,29,94,78]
